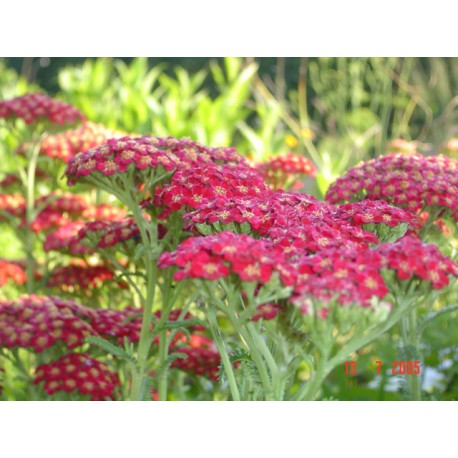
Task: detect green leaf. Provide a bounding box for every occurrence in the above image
[85,336,138,367]
[159,352,188,373]
[160,318,206,330]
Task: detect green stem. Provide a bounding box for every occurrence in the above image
[128,193,158,401]
[246,321,283,400]
[295,351,329,401]
[226,308,274,400]
[157,269,174,401]
[24,136,42,294]
[401,310,422,401]
[207,306,241,401]
[203,283,274,400]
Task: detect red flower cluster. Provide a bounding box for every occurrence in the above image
[0,193,25,218]
[184,191,320,234]
[376,235,458,289]
[0,295,96,352]
[326,153,458,222]
[43,222,88,254]
[269,224,377,258]
[74,218,140,249]
[0,192,90,233]
[65,136,181,185]
[35,192,89,216]
[152,163,271,219]
[292,247,388,308]
[0,169,49,189]
[82,204,126,221]
[146,136,247,166]
[256,152,316,190]
[90,307,142,344]
[47,262,120,292]
[252,303,283,322]
[34,353,120,400]
[171,334,221,381]
[19,122,125,162]
[334,200,421,229]
[91,308,204,345]
[28,210,71,233]
[0,259,27,286]
[183,196,277,235]
[0,93,85,125]
[158,231,295,286]
[43,205,126,254]
[184,191,379,254]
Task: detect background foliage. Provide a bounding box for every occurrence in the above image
[1,56,458,400]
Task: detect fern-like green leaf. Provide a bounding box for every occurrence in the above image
[85,336,138,368]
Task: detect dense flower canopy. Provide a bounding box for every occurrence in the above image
[74,218,140,249]
[0,93,85,125]
[170,334,221,381]
[0,295,96,352]
[148,162,270,219]
[333,199,421,229]
[326,153,458,222]
[376,235,458,289]
[47,262,121,292]
[34,353,120,400]
[292,246,388,308]
[159,231,296,286]
[65,136,249,186]
[18,121,125,162]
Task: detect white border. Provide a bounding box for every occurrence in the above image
[1,1,457,56]
[0,402,455,457]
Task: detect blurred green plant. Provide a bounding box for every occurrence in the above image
[409,57,458,147]
[58,57,258,147]
[0,61,43,265]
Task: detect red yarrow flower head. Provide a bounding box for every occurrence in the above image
[151,162,272,219]
[47,262,121,293]
[43,222,89,254]
[326,153,458,224]
[82,203,126,221]
[74,217,140,250]
[143,136,248,167]
[158,231,296,287]
[170,334,221,381]
[0,169,49,190]
[0,295,97,352]
[33,353,120,400]
[7,192,90,233]
[334,200,420,229]
[0,259,27,286]
[90,307,204,346]
[35,192,89,217]
[251,303,283,322]
[64,136,181,188]
[18,121,126,162]
[0,93,85,125]
[376,235,458,289]
[292,246,388,308]
[256,152,317,190]
[0,193,26,219]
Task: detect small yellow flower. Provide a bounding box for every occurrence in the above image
[285,134,298,148]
